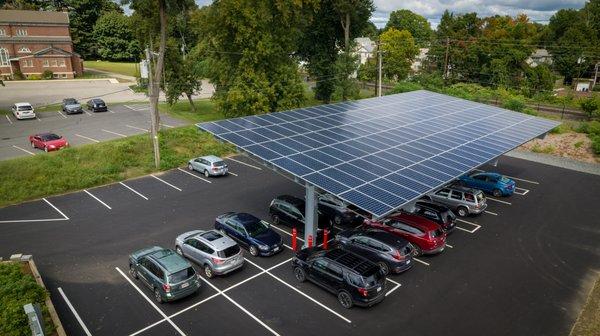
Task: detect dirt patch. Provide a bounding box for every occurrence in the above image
[570,273,600,336]
[520,133,599,164]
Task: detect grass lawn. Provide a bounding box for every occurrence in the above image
[158,99,225,123]
[84,61,139,77]
[0,126,234,207]
[570,275,600,336]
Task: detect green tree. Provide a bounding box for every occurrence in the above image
[68,0,123,59]
[523,64,555,97]
[164,38,204,111]
[380,28,419,81]
[334,50,360,100]
[384,9,432,46]
[580,98,599,120]
[93,12,140,61]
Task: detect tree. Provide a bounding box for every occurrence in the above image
[164,38,204,111]
[93,12,140,61]
[384,9,432,46]
[524,64,555,97]
[68,0,123,59]
[580,98,599,120]
[380,28,419,81]
[360,21,379,39]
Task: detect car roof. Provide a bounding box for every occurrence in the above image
[232,212,260,225]
[148,249,190,273]
[194,230,237,251]
[445,184,482,194]
[15,102,32,106]
[199,155,223,162]
[323,248,380,276]
[389,212,440,231]
[356,229,409,247]
[276,195,304,207]
[415,201,449,213]
[472,172,502,178]
[91,98,104,103]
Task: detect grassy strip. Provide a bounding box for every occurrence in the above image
[0,126,234,207]
[83,61,139,77]
[570,275,600,336]
[0,262,55,336]
[158,99,224,123]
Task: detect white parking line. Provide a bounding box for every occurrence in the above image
[244,257,352,324]
[227,157,262,170]
[36,117,41,122]
[177,168,211,183]
[58,287,93,336]
[413,257,430,266]
[75,134,100,143]
[151,175,182,191]
[116,267,187,336]
[484,210,498,216]
[119,182,148,200]
[0,198,69,223]
[160,123,174,128]
[102,129,127,137]
[455,218,482,233]
[487,197,512,205]
[126,125,148,132]
[43,198,69,219]
[385,278,402,296]
[270,223,305,242]
[12,145,35,155]
[198,276,281,336]
[84,110,92,116]
[514,187,530,195]
[57,111,67,119]
[446,243,454,248]
[228,172,238,176]
[108,109,115,113]
[5,115,13,124]
[84,189,112,209]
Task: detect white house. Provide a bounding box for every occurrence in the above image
[354,37,376,65]
[526,49,553,67]
[411,48,429,73]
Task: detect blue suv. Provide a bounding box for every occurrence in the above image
[215,212,283,257]
[457,172,515,197]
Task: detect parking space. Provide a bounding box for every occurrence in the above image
[0,104,189,161]
[1,154,598,336]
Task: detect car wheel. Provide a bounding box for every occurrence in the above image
[293,267,306,282]
[175,246,183,256]
[249,245,259,257]
[188,163,194,171]
[154,288,163,304]
[44,146,48,152]
[272,215,280,225]
[129,264,138,279]
[492,189,502,197]
[377,261,389,275]
[204,265,214,278]
[337,290,353,309]
[204,170,210,178]
[457,206,468,217]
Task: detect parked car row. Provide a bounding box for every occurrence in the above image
[10,98,108,121]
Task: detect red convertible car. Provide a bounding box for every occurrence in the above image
[29,133,69,152]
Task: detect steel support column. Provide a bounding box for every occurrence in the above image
[304,184,318,247]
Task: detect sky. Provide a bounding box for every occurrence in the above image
[190,0,588,29]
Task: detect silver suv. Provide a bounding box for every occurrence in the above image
[425,185,487,217]
[175,230,244,278]
[188,155,228,177]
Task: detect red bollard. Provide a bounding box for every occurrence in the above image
[307,234,313,248]
[323,229,329,250]
[291,228,297,252]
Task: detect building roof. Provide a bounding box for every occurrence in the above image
[0,10,69,24]
[354,37,376,53]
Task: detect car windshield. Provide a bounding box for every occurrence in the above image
[168,267,196,283]
[218,244,240,258]
[18,105,32,111]
[442,211,455,223]
[41,134,61,141]
[65,99,77,104]
[94,100,105,105]
[500,176,511,183]
[213,161,226,167]
[244,220,269,237]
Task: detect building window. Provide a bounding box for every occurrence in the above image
[0,48,9,66]
[53,74,59,79]
[0,28,6,36]
[43,60,49,67]
[59,59,66,67]
[61,73,67,78]
[18,47,31,53]
[21,59,33,67]
[51,60,58,67]
[16,29,27,36]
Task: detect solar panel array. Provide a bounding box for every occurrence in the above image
[197,90,559,217]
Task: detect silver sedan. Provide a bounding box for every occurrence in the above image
[188,155,228,177]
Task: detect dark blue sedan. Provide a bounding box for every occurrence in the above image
[457,172,516,197]
[215,212,283,257]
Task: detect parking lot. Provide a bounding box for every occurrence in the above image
[0,104,188,160]
[0,154,599,336]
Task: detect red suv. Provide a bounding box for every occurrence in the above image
[363,212,446,256]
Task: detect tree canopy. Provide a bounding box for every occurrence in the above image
[93,12,140,61]
[384,9,432,46]
[380,28,419,81]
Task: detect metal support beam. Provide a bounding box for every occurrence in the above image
[489,158,498,167]
[537,132,547,140]
[304,184,318,247]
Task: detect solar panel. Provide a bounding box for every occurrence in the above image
[197,90,559,218]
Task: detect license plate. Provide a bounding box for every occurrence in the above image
[180,282,189,289]
[376,287,381,292]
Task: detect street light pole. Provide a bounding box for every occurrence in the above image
[145,47,160,169]
[377,43,382,97]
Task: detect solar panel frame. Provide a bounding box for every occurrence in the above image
[198,90,559,218]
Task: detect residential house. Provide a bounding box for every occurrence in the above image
[411,48,429,73]
[354,37,376,65]
[526,48,552,67]
[0,9,83,80]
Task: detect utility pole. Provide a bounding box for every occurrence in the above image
[145,47,161,169]
[443,37,450,80]
[377,42,382,97]
[593,62,599,89]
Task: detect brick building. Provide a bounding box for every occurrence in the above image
[0,9,83,80]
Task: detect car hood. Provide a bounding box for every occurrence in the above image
[252,229,281,246]
[44,139,67,146]
[65,104,81,110]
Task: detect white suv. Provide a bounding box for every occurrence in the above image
[12,102,36,120]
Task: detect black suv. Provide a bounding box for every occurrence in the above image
[86,98,108,112]
[269,195,331,232]
[335,229,414,275]
[292,247,386,309]
[318,194,363,226]
[411,201,456,233]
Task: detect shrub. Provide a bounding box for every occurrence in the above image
[531,144,555,154]
[391,81,423,94]
[42,70,53,80]
[578,121,600,135]
[574,141,584,148]
[523,108,538,116]
[27,74,41,80]
[592,135,600,155]
[502,98,526,112]
[13,69,25,80]
[580,98,599,120]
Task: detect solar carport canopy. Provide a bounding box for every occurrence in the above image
[197,90,559,218]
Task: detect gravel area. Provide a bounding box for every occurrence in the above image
[506,149,600,176]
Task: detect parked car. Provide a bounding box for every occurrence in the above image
[269,195,331,232]
[364,212,446,256]
[11,102,36,120]
[128,246,201,303]
[188,155,228,177]
[409,201,456,233]
[175,230,244,278]
[335,229,414,275]
[215,212,283,257]
[61,98,83,114]
[457,172,516,197]
[86,98,108,112]
[424,185,487,217]
[292,247,386,309]
[29,133,68,152]
[317,194,363,226]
